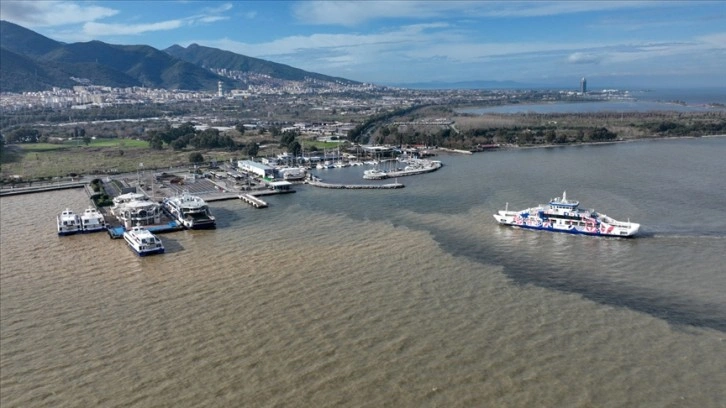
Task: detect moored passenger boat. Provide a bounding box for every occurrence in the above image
[111,192,163,229]
[57,208,82,235]
[80,207,106,233]
[123,226,165,256]
[162,191,216,229]
[493,191,640,237]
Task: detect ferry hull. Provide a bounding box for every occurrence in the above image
[82,227,107,233]
[495,220,638,238]
[493,213,640,238]
[130,247,165,256]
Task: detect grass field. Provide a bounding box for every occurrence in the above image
[0,138,238,181]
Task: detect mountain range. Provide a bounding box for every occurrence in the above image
[0,20,359,93]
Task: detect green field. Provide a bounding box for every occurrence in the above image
[1,138,236,181]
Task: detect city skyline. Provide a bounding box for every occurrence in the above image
[1,1,725,89]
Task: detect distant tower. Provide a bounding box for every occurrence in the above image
[217,81,224,97]
[580,77,587,93]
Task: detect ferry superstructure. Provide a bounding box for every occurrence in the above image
[110,192,163,229]
[493,192,640,237]
[162,191,216,230]
[80,207,106,233]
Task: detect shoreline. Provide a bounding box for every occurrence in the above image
[467,133,726,152]
[1,134,724,187]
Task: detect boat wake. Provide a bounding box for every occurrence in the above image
[637,227,726,239]
[428,225,726,333]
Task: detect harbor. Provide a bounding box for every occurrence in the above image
[11,153,445,247]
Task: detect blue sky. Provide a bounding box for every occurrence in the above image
[1,1,725,89]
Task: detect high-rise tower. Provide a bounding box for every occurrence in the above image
[218,81,224,97]
[580,77,587,93]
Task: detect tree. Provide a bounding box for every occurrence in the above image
[7,127,40,143]
[149,135,164,150]
[171,138,187,151]
[288,140,302,157]
[189,152,205,164]
[245,143,259,157]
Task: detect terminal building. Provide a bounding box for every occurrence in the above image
[237,160,275,179]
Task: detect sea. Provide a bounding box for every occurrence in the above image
[457,87,726,115]
[1,136,725,407]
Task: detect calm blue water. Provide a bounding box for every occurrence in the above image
[457,88,726,114]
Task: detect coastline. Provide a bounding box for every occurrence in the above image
[484,133,726,152]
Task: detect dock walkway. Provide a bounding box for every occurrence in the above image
[239,193,268,208]
[308,181,404,189]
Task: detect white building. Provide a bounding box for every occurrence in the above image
[237,160,275,179]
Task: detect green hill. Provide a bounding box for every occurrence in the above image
[165,43,359,84]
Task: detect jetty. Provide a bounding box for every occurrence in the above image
[308,180,404,189]
[0,181,85,196]
[239,193,268,208]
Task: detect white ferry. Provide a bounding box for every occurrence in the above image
[57,208,82,235]
[80,207,106,233]
[111,192,163,229]
[123,226,165,256]
[493,192,640,237]
[162,191,216,229]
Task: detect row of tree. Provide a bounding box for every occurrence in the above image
[146,122,259,156]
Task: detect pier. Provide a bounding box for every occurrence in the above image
[0,181,85,196]
[308,181,404,189]
[239,193,268,208]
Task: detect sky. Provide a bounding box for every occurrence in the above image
[1,0,725,89]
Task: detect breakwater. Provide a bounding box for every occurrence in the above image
[308,180,404,189]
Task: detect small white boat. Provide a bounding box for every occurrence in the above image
[80,207,106,233]
[123,226,165,256]
[316,161,334,169]
[493,191,640,237]
[57,208,82,236]
[363,169,388,180]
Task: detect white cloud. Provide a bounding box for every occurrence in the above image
[292,1,669,26]
[191,20,726,84]
[83,20,183,36]
[696,32,726,48]
[195,16,229,24]
[567,52,602,64]
[202,3,233,14]
[0,0,118,27]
